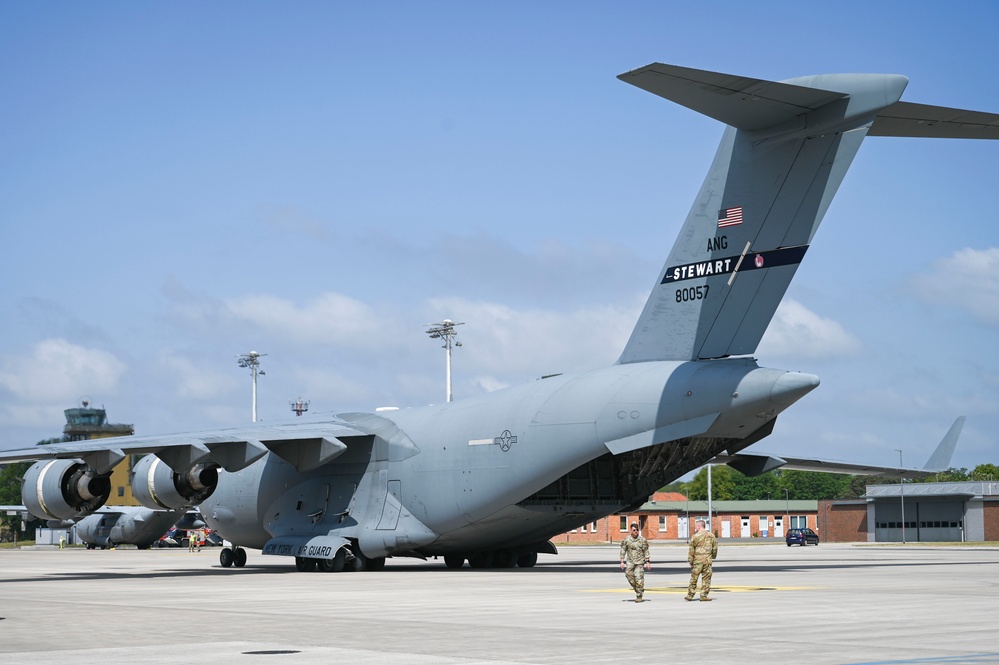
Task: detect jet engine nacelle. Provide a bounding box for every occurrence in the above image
[131,454,218,510]
[21,459,112,521]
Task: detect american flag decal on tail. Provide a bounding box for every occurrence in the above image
[717,206,743,228]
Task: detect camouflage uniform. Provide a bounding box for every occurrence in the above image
[686,527,718,600]
[619,532,650,601]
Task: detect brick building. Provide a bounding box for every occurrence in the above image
[557,491,819,544]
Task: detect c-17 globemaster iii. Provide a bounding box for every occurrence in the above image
[1,504,202,550]
[1,63,994,571]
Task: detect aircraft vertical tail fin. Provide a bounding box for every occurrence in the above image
[617,64,907,363]
[922,416,965,472]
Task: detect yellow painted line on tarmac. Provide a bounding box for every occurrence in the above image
[587,585,814,595]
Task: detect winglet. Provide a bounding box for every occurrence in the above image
[922,416,965,471]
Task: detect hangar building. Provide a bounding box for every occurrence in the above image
[819,481,999,543]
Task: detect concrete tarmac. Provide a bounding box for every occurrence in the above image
[1,543,997,664]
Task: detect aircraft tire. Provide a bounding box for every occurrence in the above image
[468,551,494,569]
[366,556,386,571]
[234,547,247,567]
[444,554,465,569]
[517,552,538,568]
[319,548,347,572]
[493,549,516,568]
[220,547,234,568]
[295,556,317,572]
[350,550,368,572]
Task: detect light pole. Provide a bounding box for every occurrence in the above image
[706,464,713,535]
[685,493,690,541]
[895,448,906,543]
[425,319,463,402]
[784,488,790,527]
[236,351,266,422]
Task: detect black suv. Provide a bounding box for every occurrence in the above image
[786,528,820,546]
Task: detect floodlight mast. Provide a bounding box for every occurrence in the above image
[236,351,266,422]
[425,319,463,402]
[290,397,310,417]
[895,448,906,544]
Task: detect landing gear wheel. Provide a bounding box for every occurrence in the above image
[350,549,368,571]
[296,556,317,572]
[220,547,234,568]
[517,551,538,568]
[468,551,494,569]
[366,556,386,571]
[319,548,347,572]
[444,554,465,569]
[493,549,515,568]
[234,547,247,568]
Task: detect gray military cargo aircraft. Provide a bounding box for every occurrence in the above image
[1,504,202,549]
[1,63,995,571]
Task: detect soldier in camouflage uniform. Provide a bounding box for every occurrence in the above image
[619,522,651,602]
[686,519,718,601]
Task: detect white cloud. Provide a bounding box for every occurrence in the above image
[156,352,239,400]
[225,292,396,349]
[758,299,862,360]
[473,375,513,393]
[912,247,999,326]
[426,296,641,378]
[0,338,126,404]
[257,203,335,244]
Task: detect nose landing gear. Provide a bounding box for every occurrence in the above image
[220,546,247,568]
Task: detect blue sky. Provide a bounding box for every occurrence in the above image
[2,2,997,474]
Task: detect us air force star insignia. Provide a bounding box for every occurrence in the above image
[495,430,517,452]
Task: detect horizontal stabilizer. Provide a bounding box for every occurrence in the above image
[870,102,999,139]
[617,63,848,132]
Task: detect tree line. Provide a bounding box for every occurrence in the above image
[668,463,999,502]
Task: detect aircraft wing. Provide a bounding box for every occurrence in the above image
[711,453,930,479]
[711,417,965,480]
[0,418,374,474]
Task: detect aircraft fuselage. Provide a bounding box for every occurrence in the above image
[201,358,817,557]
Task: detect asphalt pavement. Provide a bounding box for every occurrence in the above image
[1,542,997,664]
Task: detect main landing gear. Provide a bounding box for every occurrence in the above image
[445,549,538,569]
[219,546,247,568]
[294,545,386,573]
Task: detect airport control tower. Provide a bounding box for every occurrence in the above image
[63,400,134,441]
[63,400,139,506]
